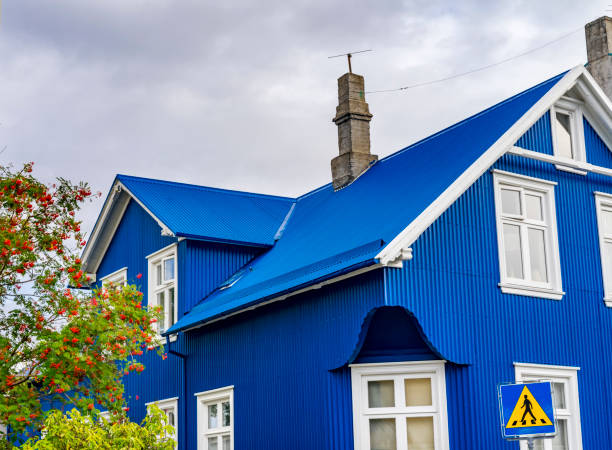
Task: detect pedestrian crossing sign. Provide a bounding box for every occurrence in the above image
[499,382,556,439]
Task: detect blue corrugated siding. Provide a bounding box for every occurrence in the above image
[385,144,612,447]
[584,117,612,169]
[178,240,262,316]
[97,199,177,293]
[515,111,554,155]
[183,271,384,450]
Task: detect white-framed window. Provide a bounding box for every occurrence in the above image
[514,363,583,450]
[195,386,234,450]
[594,192,612,307]
[146,397,178,449]
[98,410,110,422]
[147,244,178,334]
[493,170,563,300]
[100,267,128,287]
[551,97,586,174]
[350,361,449,450]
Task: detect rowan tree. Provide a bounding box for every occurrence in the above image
[0,162,163,445]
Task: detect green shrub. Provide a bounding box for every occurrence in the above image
[20,405,175,450]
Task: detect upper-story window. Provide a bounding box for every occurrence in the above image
[515,363,582,450]
[551,97,586,172]
[493,170,563,300]
[350,361,449,450]
[100,267,127,288]
[147,244,178,334]
[594,192,612,307]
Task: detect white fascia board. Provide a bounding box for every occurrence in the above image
[116,181,174,237]
[376,65,588,266]
[82,180,175,274]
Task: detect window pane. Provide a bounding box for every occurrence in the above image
[528,228,548,283]
[208,437,218,450]
[602,209,612,236]
[164,258,175,282]
[404,378,432,407]
[553,382,566,409]
[208,404,218,429]
[222,435,230,450]
[555,112,573,159]
[503,224,524,279]
[369,418,396,450]
[156,263,162,286]
[406,417,435,450]
[368,380,395,408]
[168,287,175,328]
[501,189,522,216]
[552,419,569,450]
[525,194,543,221]
[166,410,175,427]
[222,401,230,427]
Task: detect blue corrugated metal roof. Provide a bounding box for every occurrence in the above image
[164,71,567,334]
[117,175,295,247]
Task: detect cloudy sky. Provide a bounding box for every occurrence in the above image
[0,0,607,235]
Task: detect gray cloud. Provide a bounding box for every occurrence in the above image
[0,0,606,235]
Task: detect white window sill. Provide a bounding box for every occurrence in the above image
[499,283,564,300]
[604,298,612,308]
[554,163,587,176]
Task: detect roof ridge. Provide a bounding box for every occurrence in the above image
[116,174,295,202]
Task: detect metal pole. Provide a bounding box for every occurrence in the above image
[527,437,535,450]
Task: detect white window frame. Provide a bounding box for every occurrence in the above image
[147,244,178,335]
[350,361,449,450]
[493,170,564,300]
[551,97,587,175]
[594,192,612,307]
[146,397,178,450]
[100,267,128,287]
[195,386,234,450]
[514,363,582,450]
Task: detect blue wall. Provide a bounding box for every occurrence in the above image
[383,116,612,448]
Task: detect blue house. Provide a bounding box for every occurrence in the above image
[81,17,612,450]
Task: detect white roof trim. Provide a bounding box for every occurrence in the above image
[117,181,174,237]
[377,65,603,266]
[82,179,174,274]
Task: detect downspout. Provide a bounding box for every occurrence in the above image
[166,334,187,450]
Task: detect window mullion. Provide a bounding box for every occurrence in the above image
[520,223,532,281]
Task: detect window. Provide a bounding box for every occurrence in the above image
[515,363,582,450]
[146,397,178,449]
[351,362,449,450]
[551,98,586,173]
[195,386,233,450]
[98,410,111,422]
[594,192,612,307]
[100,267,128,287]
[493,171,563,300]
[147,244,178,334]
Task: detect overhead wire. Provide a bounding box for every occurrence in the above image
[366,27,584,94]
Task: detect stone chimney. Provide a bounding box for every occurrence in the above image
[331,73,378,190]
[586,16,612,100]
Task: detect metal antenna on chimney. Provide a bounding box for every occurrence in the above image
[328,49,372,73]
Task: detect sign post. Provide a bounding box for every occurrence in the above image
[499,381,556,446]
